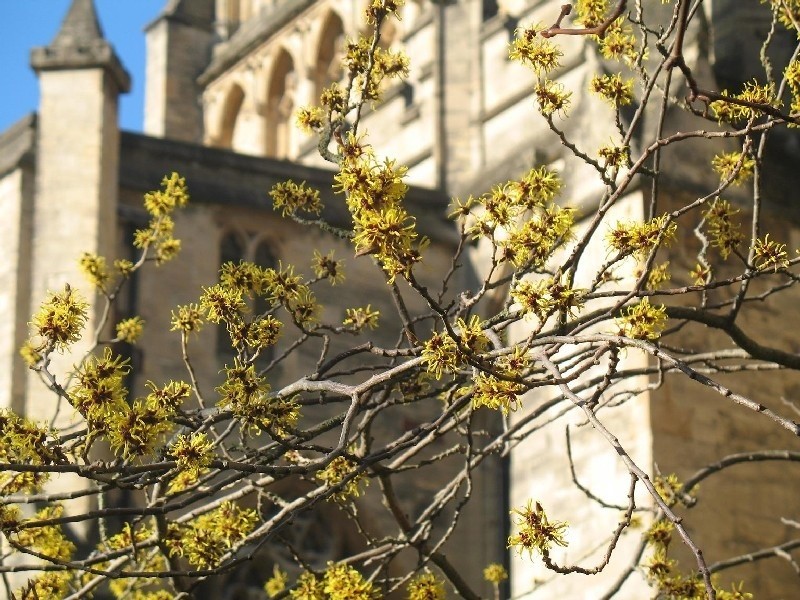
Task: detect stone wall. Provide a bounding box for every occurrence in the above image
[0,118,35,414]
[651,187,800,596]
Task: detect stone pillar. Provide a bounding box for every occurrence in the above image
[28,0,130,429]
[0,117,36,415]
[144,0,215,142]
[434,0,481,193]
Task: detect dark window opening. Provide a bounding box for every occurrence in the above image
[483,0,499,21]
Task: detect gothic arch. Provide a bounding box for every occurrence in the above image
[219,229,246,266]
[251,237,277,269]
[313,10,345,102]
[217,83,246,149]
[264,48,296,159]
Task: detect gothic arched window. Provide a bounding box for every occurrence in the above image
[314,11,345,102]
[217,84,245,149]
[265,49,296,159]
[220,231,246,267]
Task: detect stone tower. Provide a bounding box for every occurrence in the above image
[28,0,130,424]
[144,0,215,142]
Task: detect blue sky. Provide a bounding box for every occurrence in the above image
[0,0,165,134]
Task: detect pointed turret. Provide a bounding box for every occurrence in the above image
[51,0,104,48]
[31,0,130,92]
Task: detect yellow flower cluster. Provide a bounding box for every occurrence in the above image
[590,73,635,106]
[335,138,424,282]
[509,25,572,116]
[73,351,189,458]
[406,572,446,600]
[599,24,637,62]
[711,151,755,186]
[105,381,190,458]
[170,302,204,334]
[761,0,800,32]
[265,565,289,598]
[344,36,409,103]
[472,348,531,414]
[290,563,379,600]
[753,234,790,272]
[15,572,73,600]
[0,410,60,494]
[616,298,668,340]
[461,167,574,270]
[598,143,629,168]
[703,199,743,259]
[507,500,569,557]
[316,455,369,502]
[270,180,323,217]
[606,214,676,259]
[644,475,752,599]
[97,522,169,599]
[28,285,88,354]
[217,360,298,435]
[70,347,131,433]
[512,277,585,322]
[576,0,610,28]
[201,259,317,353]
[509,26,563,75]
[483,563,508,584]
[312,250,345,285]
[786,59,800,121]
[134,172,190,264]
[343,305,380,331]
[168,432,215,493]
[11,505,75,562]
[710,81,777,123]
[116,315,145,344]
[167,501,257,570]
[422,315,489,379]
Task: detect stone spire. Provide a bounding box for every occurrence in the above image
[30,0,130,93]
[51,0,104,48]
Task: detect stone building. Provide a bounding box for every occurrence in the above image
[1,0,799,598]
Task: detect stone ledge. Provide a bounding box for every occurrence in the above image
[30,42,131,93]
[119,132,457,245]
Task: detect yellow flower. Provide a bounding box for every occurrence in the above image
[407,572,446,599]
[30,285,88,351]
[116,316,145,344]
[483,563,508,584]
